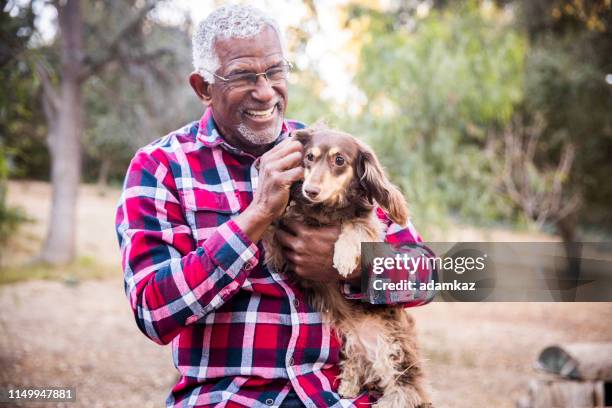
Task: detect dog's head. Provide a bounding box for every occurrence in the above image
[291,125,408,225]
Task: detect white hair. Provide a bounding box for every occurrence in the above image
[192,4,286,83]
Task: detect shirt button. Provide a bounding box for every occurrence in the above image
[289,357,294,366]
[293,299,299,308]
[243,262,252,271]
[265,398,274,406]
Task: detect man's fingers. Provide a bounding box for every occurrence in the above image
[262,140,303,162]
[264,165,303,190]
[276,228,297,249]
[281,166,304,184]
[283,249,301,265]
[276,229,306,254]
[273,151,303,172]
[279,219,300,235]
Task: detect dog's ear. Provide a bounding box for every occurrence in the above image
[292,128,313,146]
[357,145,409,226]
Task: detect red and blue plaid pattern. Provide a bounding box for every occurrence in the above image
[116,107,434,408]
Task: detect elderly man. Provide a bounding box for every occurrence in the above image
[116,4,432,408]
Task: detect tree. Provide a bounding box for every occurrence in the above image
[82,5,196,189]
[496,113,581,263]
[498,114,579,230]
[495,112,584,301]
[1,1,49,179]
[1,2,40,262]
[33,0,168,264]
[35,0,86,264]
[343,1,526,225]
[519,0,612,232]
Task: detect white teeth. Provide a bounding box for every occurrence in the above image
[246,106,275,117]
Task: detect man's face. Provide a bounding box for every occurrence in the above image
[208,26,288,152]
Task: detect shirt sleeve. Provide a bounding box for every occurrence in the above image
[340,208,436,307]
[115,148,259,345]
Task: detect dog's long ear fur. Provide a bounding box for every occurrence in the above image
[293,128,313,146]
[293,121,328,146]
[357,145,409,226]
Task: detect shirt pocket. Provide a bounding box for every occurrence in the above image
[179,189,240,245]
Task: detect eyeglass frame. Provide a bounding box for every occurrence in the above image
[199,60,294,87]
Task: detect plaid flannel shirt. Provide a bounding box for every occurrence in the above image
[115,107,435,408]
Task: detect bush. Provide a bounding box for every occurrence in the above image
[0,147,27,261]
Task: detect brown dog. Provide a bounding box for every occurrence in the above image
[263,125,432,408]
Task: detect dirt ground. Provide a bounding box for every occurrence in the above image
[1,182,611,407]
[4,181,122,268]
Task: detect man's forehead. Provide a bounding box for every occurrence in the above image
[223,52,284,69]
[214,26,283,68]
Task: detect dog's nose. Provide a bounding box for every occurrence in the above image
[303,185,321,199]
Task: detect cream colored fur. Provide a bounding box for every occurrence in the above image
[333,212,384,277]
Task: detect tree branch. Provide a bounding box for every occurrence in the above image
[497,113,580,228]
[34,58,59,115]
[80,1,156,80]
[120,48,173,67]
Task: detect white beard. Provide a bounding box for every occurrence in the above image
[237,116,283,146]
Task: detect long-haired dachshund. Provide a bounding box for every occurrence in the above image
[263,124,432,408]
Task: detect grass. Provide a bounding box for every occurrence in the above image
[0,256,118,285]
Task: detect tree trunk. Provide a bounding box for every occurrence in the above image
[39,0,84,265]
[96,157,111,194]
[555,213,582,302]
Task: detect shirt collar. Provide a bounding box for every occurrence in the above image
[196,107,291,158]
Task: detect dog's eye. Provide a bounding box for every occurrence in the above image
[306,153,314,161]
[335,155,345,166]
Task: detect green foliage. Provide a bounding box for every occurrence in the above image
[347,1,527,227]
[3,0,610,239]
[0,147,27,259]
[2,1,202,185]
[287,70,337,125]
[356,3,525,127]
[0,3,50,179]
[522,28,612,228]
[0,5,33,256]
[81,2,202,185]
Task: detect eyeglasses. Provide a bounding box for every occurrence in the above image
[202,61,293,88]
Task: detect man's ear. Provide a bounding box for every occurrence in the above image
[189,72,213,106]
[357,145,409,226]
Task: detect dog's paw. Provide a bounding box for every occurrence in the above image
[338,381,361,399]
[333,250,359,278]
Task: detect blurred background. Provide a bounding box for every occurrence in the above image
[0,0,611,407]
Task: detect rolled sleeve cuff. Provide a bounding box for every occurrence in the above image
[202,219,259,277]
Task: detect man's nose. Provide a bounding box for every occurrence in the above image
[251,75,276,101]
[303,184,321,199]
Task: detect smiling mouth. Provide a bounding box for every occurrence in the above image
[244,104,278,119]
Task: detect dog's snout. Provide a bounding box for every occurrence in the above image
[303,184,321,199]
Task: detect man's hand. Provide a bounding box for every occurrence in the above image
[235,139,303,242]
[253,139,304,220]
[275,219,359,283]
